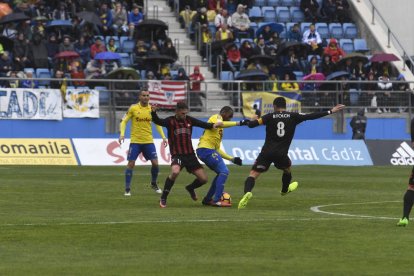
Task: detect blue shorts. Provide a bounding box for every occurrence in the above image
[196,148,228,174]
[127,143,158,161]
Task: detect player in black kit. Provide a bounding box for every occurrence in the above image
[238,97,345,209]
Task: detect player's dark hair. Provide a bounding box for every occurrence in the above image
[176,101,188,110]
[273,97,286,108]
[220,106,233,115]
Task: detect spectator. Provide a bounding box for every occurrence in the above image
[46,33,60,64]
[59,35,74,52]
[103,59,119,74]
[112,1,128,36]
[208,0,225,11]
[174,67,190,81]
[90,37,106,59]
[361,71,378,112]
[302,24,322,56]
[199,25,213,61]
[259,25,275,43]
[189,65,205,111]
[190,7,208,41]
[146,70,157,80]
[0,52,13,84]
[30,33,49,69]
[320,54,336,76]
[70,66,86,87]
[13,33,32,71]
[305,55,321,75]
[323,38,346,64]
[321,0,337,23]
[280,73,300,91]
[85,59,106,79]
[267,32,282,55]
[265,73,279,92]
[99,3,113,36]
[6,71,20,88]
[52,2,70,20]
[377,72,393,113]
[240,39,254,60]
[350,109,367,140]
[229,4,253,39]
[214,9,229,30]
[287,23,302,42]
[179,5,196,29]
[107,38,119,53]
[352,59,366,90]
[2,23,17,39]
[128,5,144,38]
[253,35,271,56]
[215,23,233,41]
[133,40,148,70]
[20,72,40,89]
[281,48,303,71]
[160,39,178,61]
[300,0,320,22]
[226,43,243,72]
[74,36,91,66]
[50,70,66,89]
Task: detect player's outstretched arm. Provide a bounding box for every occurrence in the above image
[150,108,168,127]
[330,104,346,113]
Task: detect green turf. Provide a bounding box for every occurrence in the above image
[0,165,413,275]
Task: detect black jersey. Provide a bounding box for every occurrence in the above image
[258,110,331,155]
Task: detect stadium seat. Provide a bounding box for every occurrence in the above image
[220,71,234,90]
[105,36,119,44]
[140,70,146,80]
[307,55,321,63]
[95,86,110,105]
[121,39,135,53]
[24,68,35,75]
[262,6,276,22]
[290,6,305,22]
[339,38,354,54]
[255,0,267,7]
[170,70,178,78]
[267,0,279,8]
[279,30,287,39]
[250,22,258,36]
[36,68,52,87]
[94,35,104,42]
[300,22,312,34]
[119,36,129,46]
[276,7,291,23]
[354,38,369,53]
[280,0,295,7]
[343,23,358,39]
[240,38,254,45]
[293,71,304,80]
[315,22,329,40]
[329,23,343,39]
[248,6,263,20]
[119,53,132,67]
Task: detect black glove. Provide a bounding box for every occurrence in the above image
[239,119,250,126]
[233,157,242,166]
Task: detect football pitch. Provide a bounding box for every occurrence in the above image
[1,165,413,275]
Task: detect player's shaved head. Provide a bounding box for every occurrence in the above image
[176,101,188,110]
[220,106,234,121]
[273,97,286,109]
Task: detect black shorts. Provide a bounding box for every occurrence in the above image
[171,153,203,173]
[251,150,291,172]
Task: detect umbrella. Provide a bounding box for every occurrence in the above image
[337,52,369,67]
[54,51,80,59]
[235,69,268,80]
[0,3,12,18]
[325,71,350,80]
[106,67,140,80]
[370,52,400,62]
[143,54,175,65]
[303,72,325,81]
[135,19,168,41]
[277,41,309,56]
[76,11,102,26]
[256,23,285,38]
[248,54,276,66]
[94,51,121,60]
[0,12,29,25]
[0,36,13,51]
[46,20,73,28]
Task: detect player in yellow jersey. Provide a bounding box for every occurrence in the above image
[196,106,249,207]
[119,90,168,196]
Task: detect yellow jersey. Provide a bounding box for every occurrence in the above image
[197,114,237,160]
[120,102,166,144]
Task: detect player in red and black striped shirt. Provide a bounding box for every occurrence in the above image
[151,102,222,207]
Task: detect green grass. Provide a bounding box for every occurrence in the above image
[0,165,413,275]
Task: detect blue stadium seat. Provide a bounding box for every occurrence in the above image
[315,22,329,40]
[105,36,119,44]
[267,0,279,8]
[24,68,35,75]
[276,7,291,23]
[279,30,287,39]
[339,38,354,54]
[140,70,146,80]
[220,71,234,81]
[170,70,178,78]
[119,53,132,67]
[343,23,358,39]
[119,36,130,46]
[248,6,263,19]
[329,23,343,39]
[290,6,304,22]
[95,86,110,105]
[250,22,258,36]
[300,22,312,34]
[36,68,52,87]
[354,38,369,53]
[293,71,304,80]
[262,6,276,22]
[280,0,295,7]
[255,0,267,7]
[121,39,135,53]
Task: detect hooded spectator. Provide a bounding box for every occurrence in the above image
[323,38,346,63]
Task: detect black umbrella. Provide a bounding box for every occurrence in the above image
[325,70,350,80]
[337,52,369,67]
[211,39,234,52]
[248,54,276,66]
[0,36,13,51]
[106,67,140,80]
[76,11,102,26]
[143,54,175,65]
[0,12,29,25]
[277,41,309,56]
[136,19,168,41]
[236,69,268,80]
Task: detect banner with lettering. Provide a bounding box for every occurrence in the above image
[63,88,99,118]
[241,91,301,118]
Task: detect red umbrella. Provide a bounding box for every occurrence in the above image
[54,51,80,59]
[370,53,400,62]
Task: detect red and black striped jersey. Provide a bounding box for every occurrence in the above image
[151,112,214,155]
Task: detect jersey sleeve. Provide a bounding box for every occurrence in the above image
[189,116,214,129]
[295,110,331,124]
[155,124,166,139]
[151,111,168,127]
[119,108,132,137]
[217,148,233,161]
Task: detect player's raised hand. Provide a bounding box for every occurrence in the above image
[331,104,346,113]
[118,136,124,145]
[162,138,168,148]
[151,105,158,112]
[239,119,250,126]
[232,157,242,166]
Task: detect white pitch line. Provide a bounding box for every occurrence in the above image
[310,201,401,220]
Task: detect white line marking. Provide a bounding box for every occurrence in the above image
[310,201,400,220]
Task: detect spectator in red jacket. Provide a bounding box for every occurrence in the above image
[323,38,346,64]
[189,66,205,111]
[90,37,106,59]
[226,43,244,72]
